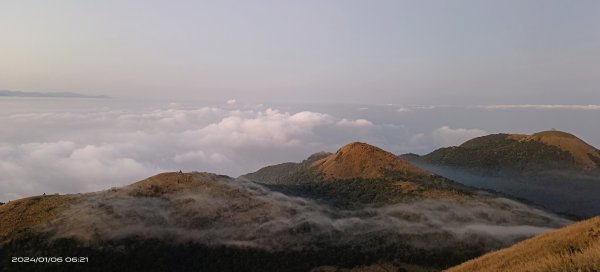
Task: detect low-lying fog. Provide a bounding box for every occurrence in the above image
[47,175,571,252]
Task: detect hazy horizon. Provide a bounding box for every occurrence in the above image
[1,0,600,104]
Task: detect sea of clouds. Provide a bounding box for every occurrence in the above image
[0,99,490,201]
[1,98,598,202]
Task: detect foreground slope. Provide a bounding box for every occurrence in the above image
[2,171,568,272]
[447,216,600,272]
[403,130,600,218]
[0,195,80,243]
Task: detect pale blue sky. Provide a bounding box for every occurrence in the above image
[1,0,599,104]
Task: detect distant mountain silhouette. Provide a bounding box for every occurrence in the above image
[0,90,109,98]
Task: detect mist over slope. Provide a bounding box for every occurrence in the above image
[403,130,600,218]
[0,173,568,271]
[24,172,566,251]
[0,145,571,272]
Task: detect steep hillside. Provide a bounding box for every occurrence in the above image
[0,195,80,244]
[447,216,600,272]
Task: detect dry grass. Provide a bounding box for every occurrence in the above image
[308,142,470,201]
[0,194,80,243]
[0,172,257,244]
[312,142,429,181]
[446,216,600,272]
[391,181,467,200]
[121,172,246,197]
[116,172,282,226]
[519,131,600,169]
[392,181,424,193]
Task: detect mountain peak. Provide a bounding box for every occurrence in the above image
[514,130,599,169]
[531,130,578,139]
[338,141,383,152]
[311,142,429,180]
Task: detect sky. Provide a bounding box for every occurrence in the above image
[1,0,600,104]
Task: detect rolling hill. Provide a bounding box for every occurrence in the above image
[241,142,474,207]
[415,130,600,175]
[403,130,600,218]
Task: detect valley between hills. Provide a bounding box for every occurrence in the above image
[1,130,599,272]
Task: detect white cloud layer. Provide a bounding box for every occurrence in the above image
[0,101,493,202]
[480,104,600,110]
[336,118,374,127]
[431,126,487,147]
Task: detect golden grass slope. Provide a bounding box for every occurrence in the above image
[121,172,245,197]
[446,216,600,272]
[0,194,80,243]
[1,172,287,248]
[0,172,252,244]
[311,142,429,180]
[509,130,600,169]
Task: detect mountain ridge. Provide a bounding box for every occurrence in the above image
[0,90,109,99]
[423,130,600,173]
[402,130,600,218]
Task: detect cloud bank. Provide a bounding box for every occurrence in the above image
[479,104,600,110]
[0,101,497,201]
[432,126,487,147]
